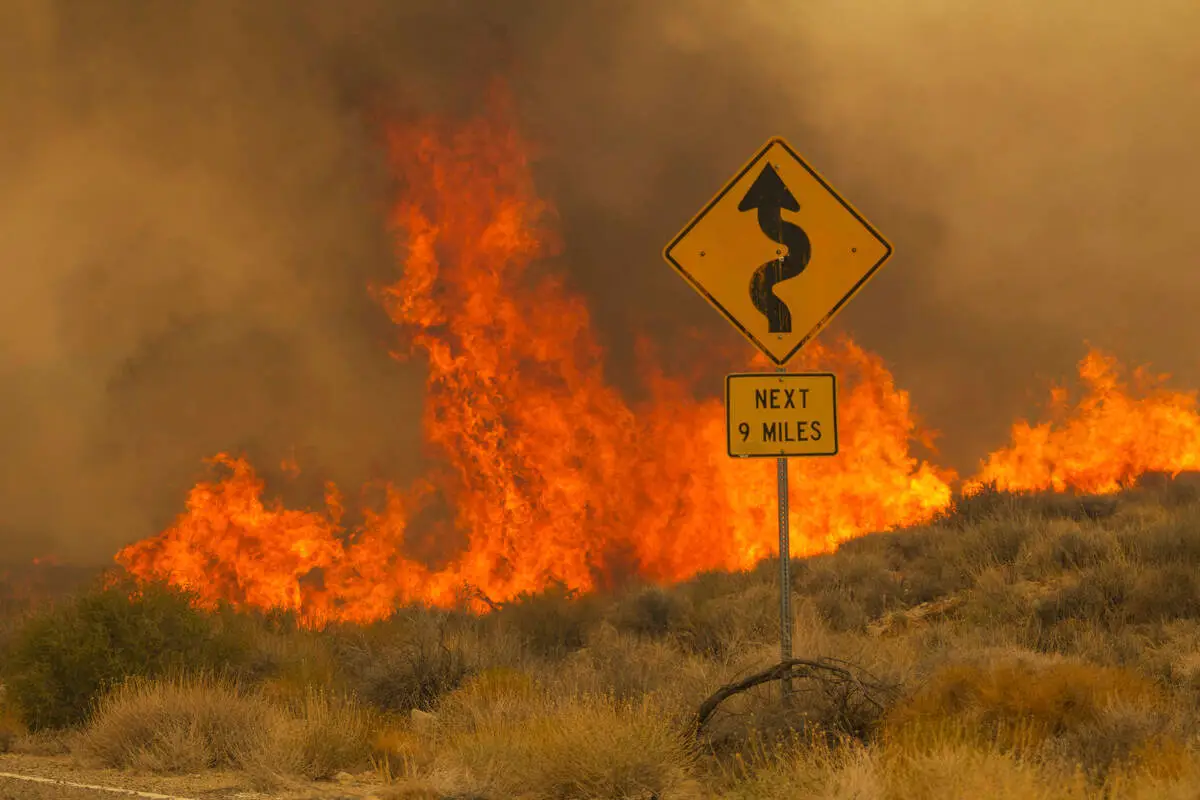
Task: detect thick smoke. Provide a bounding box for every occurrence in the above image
[0,0,1197,563]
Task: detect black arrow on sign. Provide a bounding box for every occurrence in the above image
[738,163,811,334]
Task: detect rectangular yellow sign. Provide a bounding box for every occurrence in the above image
[725,372,838,458]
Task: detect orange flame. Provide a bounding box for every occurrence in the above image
[114,85,1200,626]
[967,349,1200,494]
[115,86,955,626]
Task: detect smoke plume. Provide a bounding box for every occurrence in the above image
[1,0,1197,563]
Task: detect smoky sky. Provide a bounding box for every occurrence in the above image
[1,0,1197,564]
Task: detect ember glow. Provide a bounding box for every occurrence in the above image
[114,87,1200,626]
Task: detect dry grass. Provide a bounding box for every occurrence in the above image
[883,653,1184,781]
[433,690,701,800]
[711,725,1200,800]
[256,685,375,781]
[8,483,1200,797]
[368,667,701,799]
[79,673,273,772]
[77,672,372,782]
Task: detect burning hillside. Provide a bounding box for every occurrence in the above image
[112,87,1200,627]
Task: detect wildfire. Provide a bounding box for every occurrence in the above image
[114,85,1200,626]
[967,350,1200,495]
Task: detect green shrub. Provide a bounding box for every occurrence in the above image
[1,577,251,730]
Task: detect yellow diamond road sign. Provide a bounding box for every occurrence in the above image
[663,137,893,365]
[726,373,838,458]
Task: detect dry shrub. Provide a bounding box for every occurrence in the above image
[488,580,602,660]
[1039,700,1185,782]
[1126,564,1200,624]
[249,627,343,705]
[451,665,538,706]
[1135,473,1200,505]
[878,738,1089,800]
[707,729,849,800]
[722,736,1085,800]
[544,623,715,723]
[611,584,693,640]
[1139,620,1200,699]
[1017,519,1121,578]
[946,486,1117,528]
[1034,560,1138,629]
[1035,558,1200,630]
[372,722,437,787]
[884,653,1182,780]
[695,645,896,761]
[435,691,700,800]
[710,734,1089,800]
[434,666,543,735]
[942,484,1028,525]
[875,729,1200,800]
[1037,620,1151,672]
[798,552,906,632]
[949,516,1038,575]
[79,672,273,772]
[6,728,72,756]
[259,686,374,780]
[80,673,372,781]
[893,555,970,607]
[887,653,1155,743]
[685,583,779,655]
[961,567,1037,627]
[715,728,1200,800]
[1121,506,1200,566]
[715,730,1087,800]
[334,613,472,714]
[683,568,761,608]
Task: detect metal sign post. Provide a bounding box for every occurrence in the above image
[775,363,793,701]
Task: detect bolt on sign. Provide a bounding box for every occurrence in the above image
[726,373,837,458]
[662,137,893,366]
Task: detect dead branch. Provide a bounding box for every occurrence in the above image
[695,657,899,733]
[462,583,500,612]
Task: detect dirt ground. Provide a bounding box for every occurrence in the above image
[0,754,391,800]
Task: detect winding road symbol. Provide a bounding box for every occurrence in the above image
[661,136,893,366]
[738,164,810,334]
